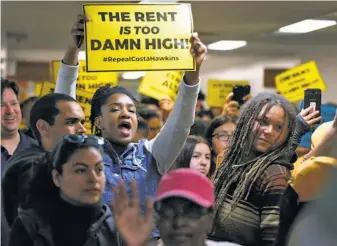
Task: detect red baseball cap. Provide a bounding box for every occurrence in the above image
[154,168,215,207]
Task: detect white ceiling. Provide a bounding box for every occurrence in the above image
[2,1,337,56]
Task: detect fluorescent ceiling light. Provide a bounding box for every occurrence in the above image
[208,40,247,51]
[78,51,86,60]
[122,72,146,80]
[140,0,178,3]
[278,19,336,33]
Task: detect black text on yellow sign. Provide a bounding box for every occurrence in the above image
[51,61,118,92]
[40,81,93,134]
[207,79,249,108]
[83,3,195,72]
[275,60,326,103]
[138,71,183,101]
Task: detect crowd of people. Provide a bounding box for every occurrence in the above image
[1,14,337,246]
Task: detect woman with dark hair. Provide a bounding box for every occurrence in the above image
[209,92,299,246]
[209,92,321,246]
[173,135,216,178]
[205,116,237,167]
[9,135,123,246]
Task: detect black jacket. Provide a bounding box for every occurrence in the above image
[1,146,46,226]
[10,204,124,246]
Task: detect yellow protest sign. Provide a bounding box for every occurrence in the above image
[83,3,195,72]
[51,60,118,92]
[207,79,249,107]
[34,82,43,97]
[40,81,93,134]
[138,71,183,101]
[275,61,326,102]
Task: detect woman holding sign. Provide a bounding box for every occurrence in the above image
[56,15,207,242]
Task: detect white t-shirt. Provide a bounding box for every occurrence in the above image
[159,239,242,246]
[206,240,242,246]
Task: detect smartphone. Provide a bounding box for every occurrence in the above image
[76,19,84,48]
[232,85,251,106]
[304,88,321,118]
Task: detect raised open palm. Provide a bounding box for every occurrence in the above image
[110,179,153,246]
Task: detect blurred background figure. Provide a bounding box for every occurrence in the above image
[172,135,216,178]
[196,91,206,118]
[133,117,150,142]
[141,96,162,119]
[138,108,163,140]
[20,96,38,138]
[205,116,237,167]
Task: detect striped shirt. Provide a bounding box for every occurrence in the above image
[209,163,291,246]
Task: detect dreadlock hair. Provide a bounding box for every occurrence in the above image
[212,92,297,214]
[90,85,137,136]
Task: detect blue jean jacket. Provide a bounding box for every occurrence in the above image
[102,139,161,237]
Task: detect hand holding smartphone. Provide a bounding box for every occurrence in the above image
[232,85,251,106]
[304,89,322,118]
[76,19,84,48]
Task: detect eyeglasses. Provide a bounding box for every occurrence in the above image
[154,202,211,220]
[212,131,232,141]
[63,134,105,146]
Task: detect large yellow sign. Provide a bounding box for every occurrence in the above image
[40,81,93,134]
[138,71,183,101]
[83,3,195,72]
[275,61,326,102]
[51,60,118,92]
[207,79,249,108]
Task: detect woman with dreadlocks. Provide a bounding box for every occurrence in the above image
[208,92,320,246]
[55,15,207,244]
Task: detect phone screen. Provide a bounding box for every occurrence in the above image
[304,89,322,117]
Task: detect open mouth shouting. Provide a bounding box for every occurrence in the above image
[117,121,132,137]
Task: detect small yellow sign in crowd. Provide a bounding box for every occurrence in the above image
[207,79,249,108]
[275,60,326,103]
[138,71,183,101]
[51,61,118,92]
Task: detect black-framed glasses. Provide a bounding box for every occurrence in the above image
[63,134,105,146]
[154,201,211,220]
[212,131,232,141]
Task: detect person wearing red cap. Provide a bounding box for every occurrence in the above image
[154,169,240,246]
[111,169,240,246]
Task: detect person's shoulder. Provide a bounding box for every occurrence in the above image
[10,145,45,162]
[257,163,290,192]
[94,204,118,237]
[3,146,45,176]
[258,163,291,191]
[264,163,291,177]
[19,131,38,147]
